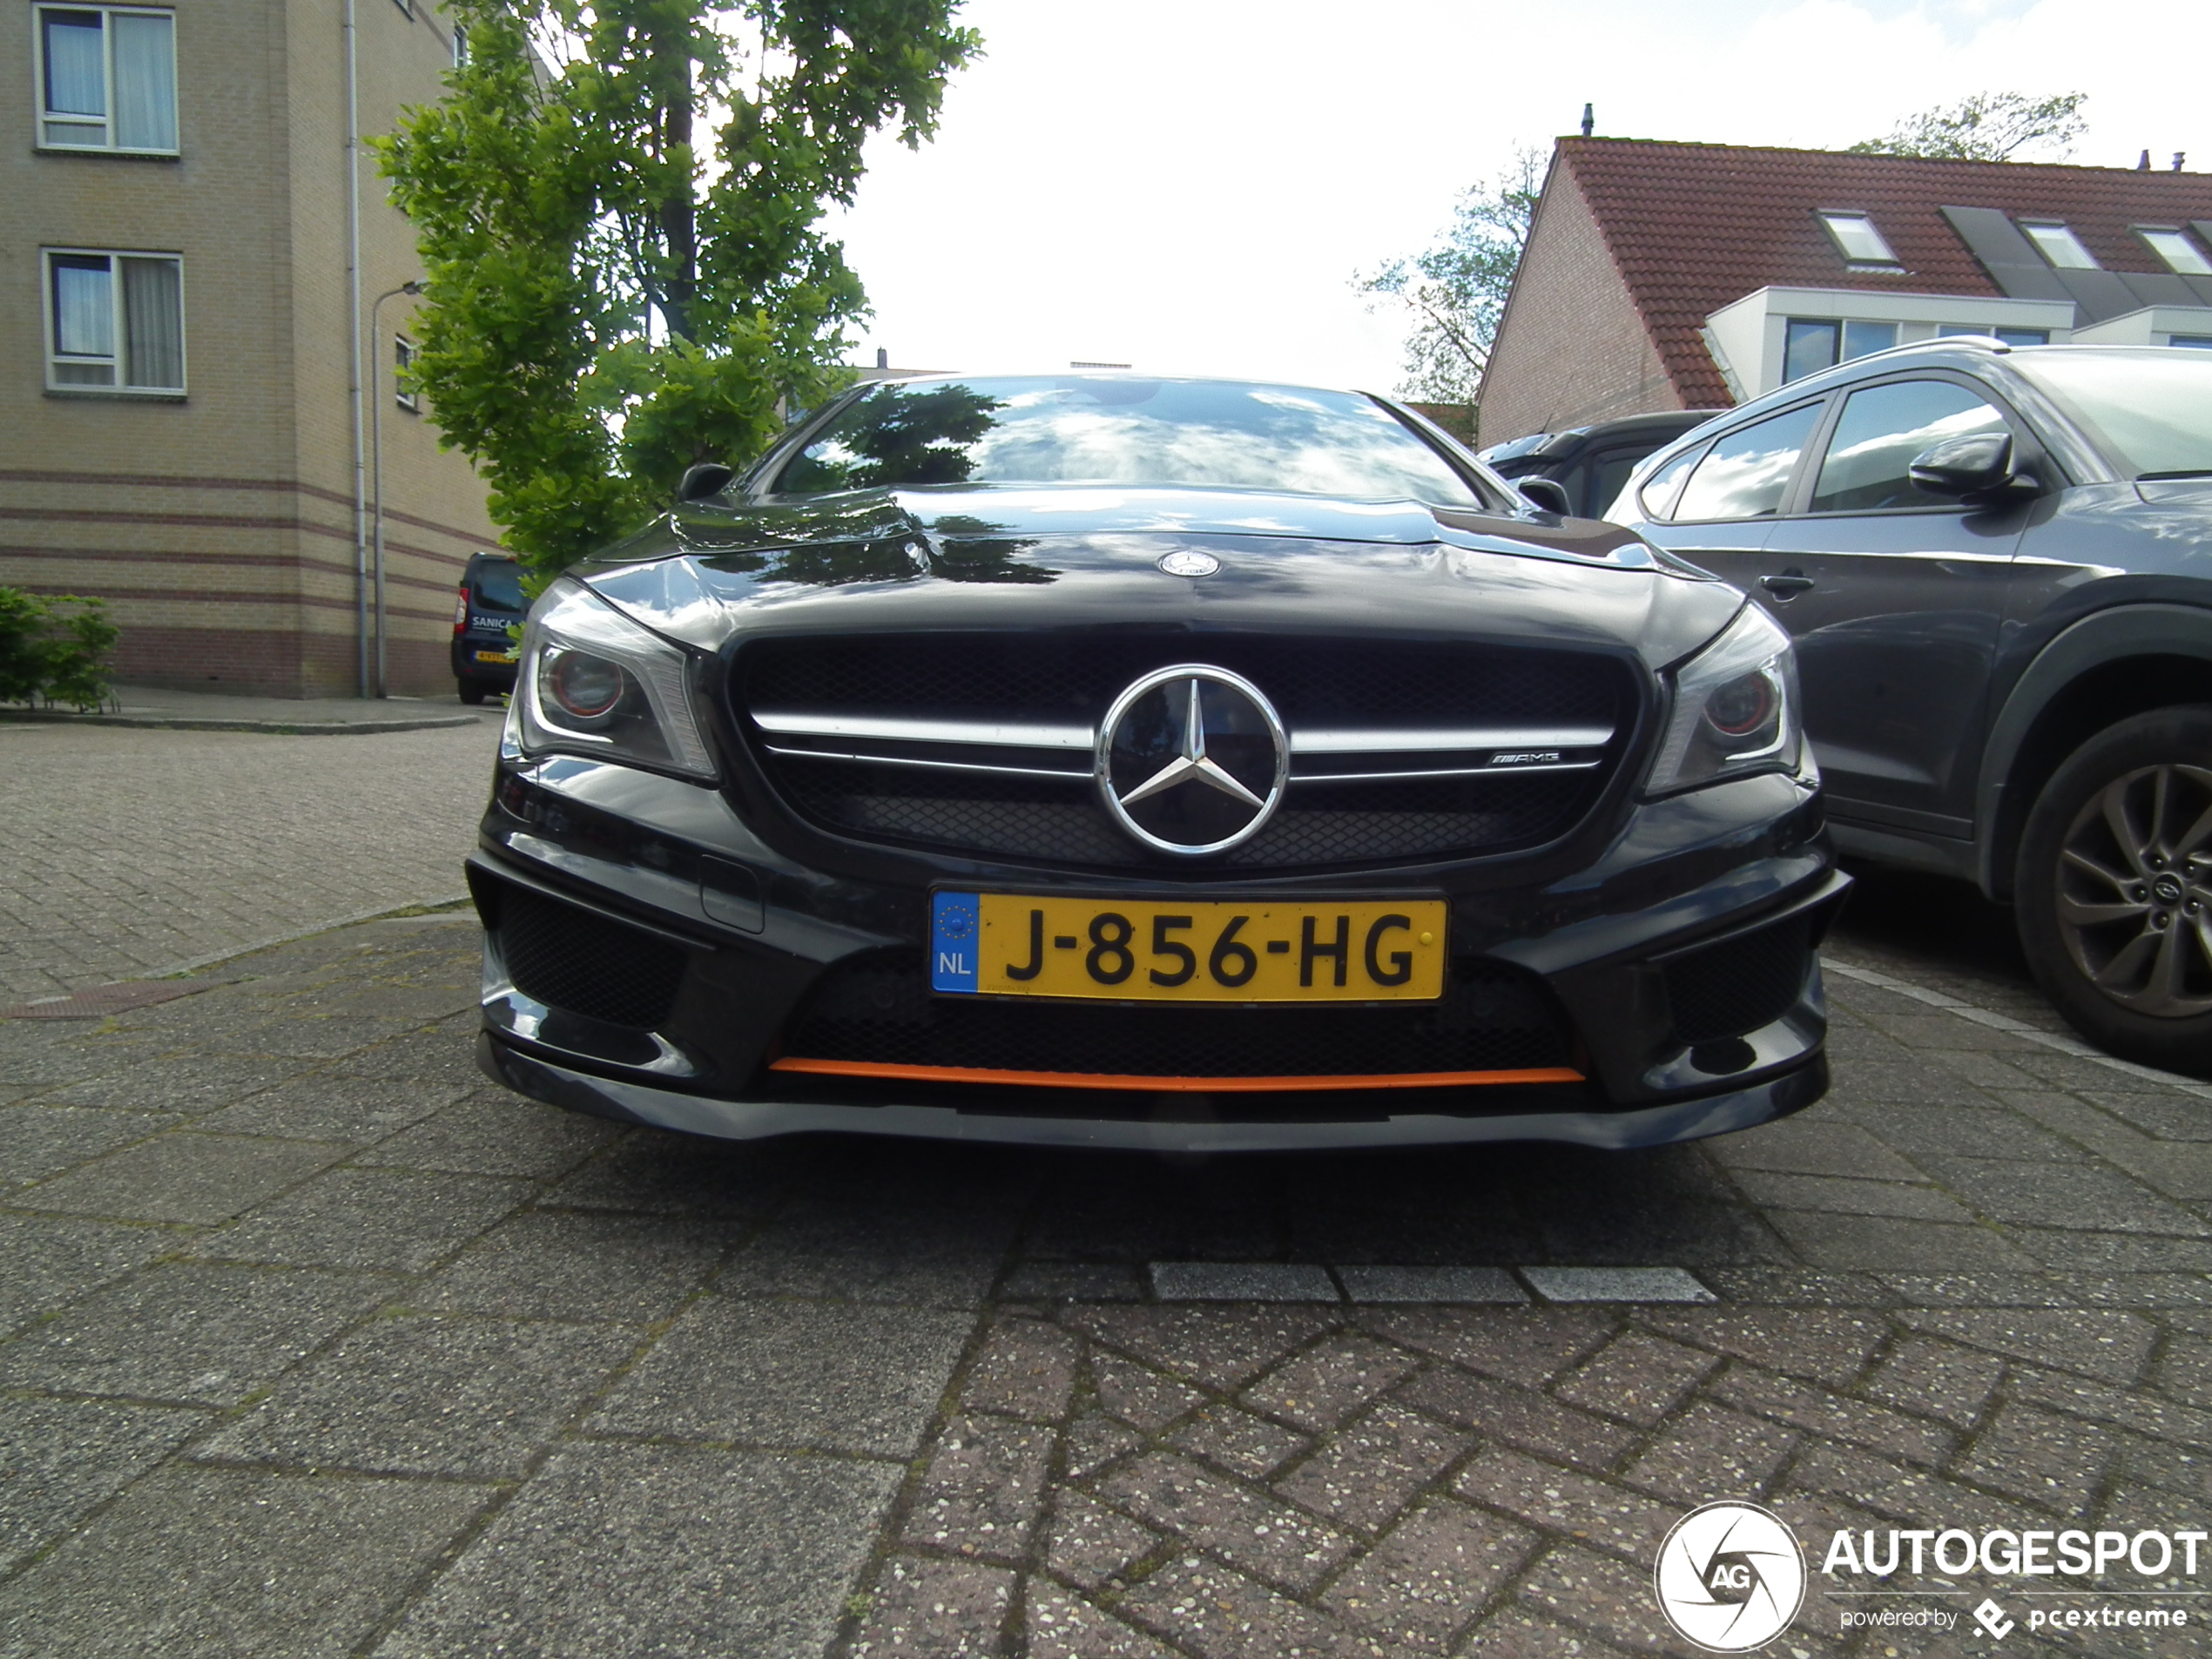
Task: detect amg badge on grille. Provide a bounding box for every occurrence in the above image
[1096,665,1288,855]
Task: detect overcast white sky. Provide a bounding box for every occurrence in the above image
[826,0,2212,392]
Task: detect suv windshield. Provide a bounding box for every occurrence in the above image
[2011,349,2212,477]
[773,377,1482,506]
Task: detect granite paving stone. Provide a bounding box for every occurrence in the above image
[960,1314,1079,1420]
[1707,1364,1957,1466]
[1394,1366,1640,1472]
[539,1133,812,1217]
[904,1413,1056,1558]
[1635,1307,1888,1386]
[725,1198,1020,1308]
[0,1213,167,1336]
[1932,1157,2212,1236]
[1270,1401,1473,1534]
[1358,1306,1615,1386]
[587,1296,970,1456]
[17,1132,345,1225]
[1024,1588,1179,1659]
[1861,1332,2008,1426]
[370,1442,899,1659]
[849,1555,1013,1657]
[1150,1261,1339,1302]
[201,1312,642,1478]
[1616,1400,1800,1507]
[1452,1447,1675,1563]
[345,1089,618,1177]
[190,1076,464,1143]
[1066,1305,1339,1393]
[1239,1329,1421,1433]
[1062,1412,1144,1480]
[199,1166,534,1272]
[1550,1329,1718,1426]
[1168,1403,1312,1480]
[1043,1489,1164,1590]
[1321,1498,1538,1649]
[1116,1554,1409,1659]
[0,1464,488,1659]
[1764,1210,2040,1271]
[1335,1264,1527,1304]
[1089,1351,1207,1433]
[0,1106,181,1188]
[0,1394,206,1572]
[1949,1401,2119,1514]
[1898,1306,2160,1383]
[1094,1450,1358,1592]
[410,1209,737,1322]
[0,1261,398,1406]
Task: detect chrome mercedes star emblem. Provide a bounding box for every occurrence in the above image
[1157,550,1220,577]
[1096,665,1288,855]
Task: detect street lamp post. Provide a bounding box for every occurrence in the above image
[369,280,424,699]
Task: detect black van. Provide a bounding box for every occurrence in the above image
[450,551,525,704]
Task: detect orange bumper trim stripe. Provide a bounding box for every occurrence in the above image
[767,1058,1585,1094]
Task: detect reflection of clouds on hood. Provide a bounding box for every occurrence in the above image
[968,410,1468,502]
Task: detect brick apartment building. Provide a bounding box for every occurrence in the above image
[3,0,501,697]
[1479,137,2212,445]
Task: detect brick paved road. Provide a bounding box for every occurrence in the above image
[2,915,2208,1656]
[0,718,499,1003]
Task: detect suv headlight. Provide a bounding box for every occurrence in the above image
[1646,604,1807,795]
[510,579,716,779]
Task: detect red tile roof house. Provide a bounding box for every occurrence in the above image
[1476,136,2212,445]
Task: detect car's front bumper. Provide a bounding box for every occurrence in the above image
[479,1030,1830,1153]
[467,747,1848,1150]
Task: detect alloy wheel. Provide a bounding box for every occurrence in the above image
[2052,763,2212,1018]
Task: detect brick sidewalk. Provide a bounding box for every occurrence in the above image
[0,919,2207,1656]
[0,720,497,1002]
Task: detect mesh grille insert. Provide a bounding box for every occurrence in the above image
[1663,914,1812,1045]
[781,952,1575,1080]
[740,634,1634,871]
[500,887,689,1030]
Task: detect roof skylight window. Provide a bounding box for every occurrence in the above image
[2020,222,2101,270]
[1818,212,1899,266]
[2139,226,2212,276]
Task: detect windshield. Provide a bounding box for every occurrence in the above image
[772,376,1483,506]
[469,560,525,611]
[2011,349,2212,477]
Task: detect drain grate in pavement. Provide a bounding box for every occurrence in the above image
[0,977,234,1021]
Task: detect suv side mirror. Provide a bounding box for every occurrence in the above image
[1517,476,1573,515]
[677,462,736,502]
[1909,431,2034,500]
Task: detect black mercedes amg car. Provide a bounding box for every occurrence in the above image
[469,374,1847,1151]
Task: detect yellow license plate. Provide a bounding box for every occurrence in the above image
[474,649,514,664]
[929,893,1446,1002]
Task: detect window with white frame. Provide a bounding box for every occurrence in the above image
[2020,221,2100,270]
[1817,212,1899,268]
[44,250,185,393]
[395,336,419,411]
[36,4,177,153]
[2138,227,2212,277]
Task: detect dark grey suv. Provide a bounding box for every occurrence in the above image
[1612,341,2212,1076]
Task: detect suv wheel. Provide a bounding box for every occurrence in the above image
[458,680,488,705]
[2016,706,2212,1076]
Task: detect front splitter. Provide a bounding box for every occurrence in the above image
[481,1034,1826,1153]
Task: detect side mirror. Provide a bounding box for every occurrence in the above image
[1517,476,1573,516]
[1908,431,2027,500]
[677,462,736,503]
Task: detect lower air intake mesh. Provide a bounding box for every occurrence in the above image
[499,887,688,1030]
[781,953,1575,1079]
[1663,914,1812,1045]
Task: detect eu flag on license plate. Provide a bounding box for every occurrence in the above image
[930,893,979,993]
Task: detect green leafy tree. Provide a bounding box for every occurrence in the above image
[1356,146,1544,407]
[1849,91,2087,162]
[376,0,980,575]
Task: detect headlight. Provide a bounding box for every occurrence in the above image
[512,579,716,779]
[1645,604,1807,795]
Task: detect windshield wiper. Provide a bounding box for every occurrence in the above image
[2136,469,2212,480]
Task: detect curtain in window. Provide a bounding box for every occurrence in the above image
[43,12,106,116]
[53,258,113,356]
[111,12,176,149]
[122,257,184,389]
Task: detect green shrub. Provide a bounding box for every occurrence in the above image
[0,588,119,711]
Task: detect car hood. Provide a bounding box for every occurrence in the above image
[573,483,1743,671]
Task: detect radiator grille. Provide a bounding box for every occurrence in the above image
[739,634,1634,871]
[780,952,1575,1080]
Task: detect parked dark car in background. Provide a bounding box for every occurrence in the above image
[452,550,524,704]
[469,374,1844,1152]
[1613,341,2212,1075]
[1480,410,1724,518]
